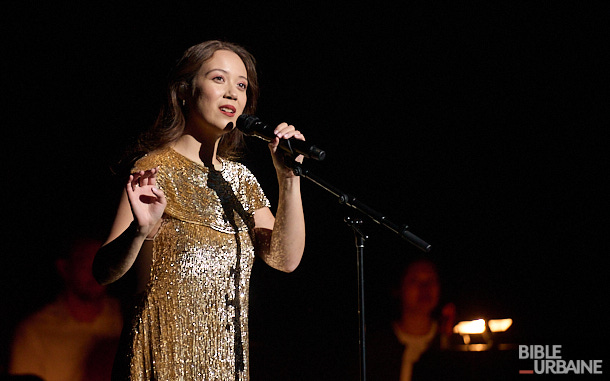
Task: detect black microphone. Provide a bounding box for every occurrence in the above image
[236,114,326,161]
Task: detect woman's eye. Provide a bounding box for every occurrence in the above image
[212,76,224,82]
[238,83,248,90]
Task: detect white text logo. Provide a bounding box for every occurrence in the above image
[518,345,603,375]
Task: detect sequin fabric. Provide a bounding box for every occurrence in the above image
[119,146,270,381]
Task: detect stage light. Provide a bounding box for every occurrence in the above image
[488,318,513,333]
[452,318,514,351]
[453,319,486,335]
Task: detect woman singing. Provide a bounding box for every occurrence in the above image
[93,40,306,380]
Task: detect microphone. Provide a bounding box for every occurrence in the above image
[236,114,326,161]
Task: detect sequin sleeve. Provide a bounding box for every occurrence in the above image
[231,161,271,214]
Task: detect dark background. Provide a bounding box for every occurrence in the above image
[2,2,607,378]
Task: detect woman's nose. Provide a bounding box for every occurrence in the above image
[223,85,237,100]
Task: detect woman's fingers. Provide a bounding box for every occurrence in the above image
[127,173,140,193]
[150,185,166,204]
[148,168,157,186]
[269,124,306,156]
[139,167,158,187]
[127,168,159,193]
[267,123,307,172]
[274,123,305,141]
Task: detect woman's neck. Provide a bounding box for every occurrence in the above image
[172,134,222,170]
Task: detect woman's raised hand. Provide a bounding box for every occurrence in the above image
[126,167,166,235]
[268,123,305,179]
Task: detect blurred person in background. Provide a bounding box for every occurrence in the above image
[367,257,455,381]
[9,237,122,381]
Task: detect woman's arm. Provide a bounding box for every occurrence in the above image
[93,168,166,285]
[253,123,306,273]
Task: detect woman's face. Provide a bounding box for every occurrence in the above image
[186,49,248,136]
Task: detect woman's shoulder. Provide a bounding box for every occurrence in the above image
[223,158,250,172]
[222,159,259,182]
[132,146,173,172]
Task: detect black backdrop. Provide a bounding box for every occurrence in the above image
[2,2,607,378]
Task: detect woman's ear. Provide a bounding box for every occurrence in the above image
[178,82,189,100]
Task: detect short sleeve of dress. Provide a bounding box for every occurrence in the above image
[232,162,271,214]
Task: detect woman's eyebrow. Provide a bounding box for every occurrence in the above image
[205,68,248,81]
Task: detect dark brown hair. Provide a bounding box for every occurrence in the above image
[136,40,259,159]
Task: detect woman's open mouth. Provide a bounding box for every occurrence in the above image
[219,105,236,117]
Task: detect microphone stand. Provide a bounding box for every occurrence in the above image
[287,159,431,381]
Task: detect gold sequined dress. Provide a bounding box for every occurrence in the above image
[115,146,270,381]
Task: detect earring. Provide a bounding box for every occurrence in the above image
[181,99,185,107]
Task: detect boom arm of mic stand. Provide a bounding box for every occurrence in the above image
[291,162,431,252]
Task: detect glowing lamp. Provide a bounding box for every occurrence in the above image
[453,319,486,335]
[488,318,513,333]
